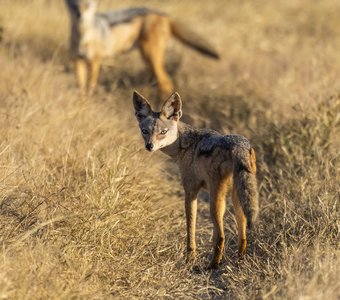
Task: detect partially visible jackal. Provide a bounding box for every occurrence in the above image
[65,0,220,98]
[133,91,259,269]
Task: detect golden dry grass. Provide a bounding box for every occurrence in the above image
[0,0,339,299]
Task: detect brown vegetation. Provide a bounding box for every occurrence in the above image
[0,0,339,298]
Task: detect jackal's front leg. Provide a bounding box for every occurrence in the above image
[185,190,198,265]
[88,58,101,96]
[75,58,88,97]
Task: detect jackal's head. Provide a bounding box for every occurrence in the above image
[133,91,182,152]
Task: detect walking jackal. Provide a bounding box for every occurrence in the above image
[65,0,220,98]
[133,91,259,269]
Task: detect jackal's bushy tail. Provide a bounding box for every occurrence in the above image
[170,20,220,59]
[234,147,259,229]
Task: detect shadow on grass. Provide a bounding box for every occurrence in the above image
[99,52,183,94]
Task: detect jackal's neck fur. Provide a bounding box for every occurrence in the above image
[160,122,195,159]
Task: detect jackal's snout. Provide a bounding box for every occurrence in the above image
[146,143,154,151]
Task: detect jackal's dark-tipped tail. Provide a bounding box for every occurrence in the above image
[234,147,259,229]
[170,20,220,59]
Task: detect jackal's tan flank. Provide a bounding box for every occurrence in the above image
[65,0,219,98]
[133,91,259,269]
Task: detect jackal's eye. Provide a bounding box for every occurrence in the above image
[141,129,148,135]
[160,129,168,135]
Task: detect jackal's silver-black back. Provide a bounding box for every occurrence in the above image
[65,0,164,25]
[98,7,165,27]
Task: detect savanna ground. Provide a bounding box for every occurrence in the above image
[0,0,339,299]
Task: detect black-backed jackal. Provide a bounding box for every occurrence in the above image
[65,0,219,98]
[133,91,259,269]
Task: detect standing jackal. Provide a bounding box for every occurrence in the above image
[65,0,219,98]
[133,91,259,269]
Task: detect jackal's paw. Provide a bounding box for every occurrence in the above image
[186,251,196,265]
[238,239,247,258]
[87,87,97,97]
[207,259,221,270]
[79,89,87,100]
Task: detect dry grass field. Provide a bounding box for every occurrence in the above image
[0,0,339,299]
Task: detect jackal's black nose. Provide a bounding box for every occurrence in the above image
[146,143,154,151]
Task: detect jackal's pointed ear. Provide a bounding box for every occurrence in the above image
[133,91,152,122]
[161,92,182,121]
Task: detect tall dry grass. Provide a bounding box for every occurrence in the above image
[0,0,339,299]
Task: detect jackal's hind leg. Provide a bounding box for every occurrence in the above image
[232,187,247,257]
[140,17,174,104]
[208,180,229,269]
